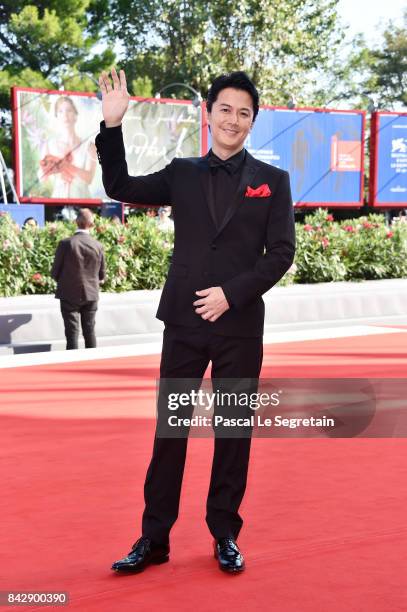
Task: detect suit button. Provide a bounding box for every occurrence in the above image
[211,244,217,250]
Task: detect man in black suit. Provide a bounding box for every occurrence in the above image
[96,68,295,573]
[51,208,105,350]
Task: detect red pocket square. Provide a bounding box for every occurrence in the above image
[245,184,272,198]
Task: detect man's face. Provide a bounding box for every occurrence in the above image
[207,87,254,153]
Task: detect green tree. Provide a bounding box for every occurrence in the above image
[362,11,407,108]
[0,1,113,166]
[106,0,344,104]
[314,10,407,110]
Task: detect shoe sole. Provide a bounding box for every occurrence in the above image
[219,565,245,573]
[112,555,169,573]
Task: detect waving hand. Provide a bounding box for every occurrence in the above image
[98,68,130,128]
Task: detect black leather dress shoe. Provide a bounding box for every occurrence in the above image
[111,537,170,573]
[214,537,245,573]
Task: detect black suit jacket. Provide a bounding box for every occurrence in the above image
[51,232,105,304]
[95,122,295,336]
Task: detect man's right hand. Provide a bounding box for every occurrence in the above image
[98,68,130,128]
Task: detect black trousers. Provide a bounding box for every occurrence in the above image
[142,323,263,546]
[60,299,98,350]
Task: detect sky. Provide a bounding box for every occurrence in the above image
[337,0,406,45]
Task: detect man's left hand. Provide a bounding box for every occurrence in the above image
[193,286,230,322]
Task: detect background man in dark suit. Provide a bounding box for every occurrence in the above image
[51,208,105,350]
[96,68,295,573]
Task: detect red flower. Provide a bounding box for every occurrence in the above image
[344,225,356,233]
[386,231,394,238]
[32,273,43,283]
[321,237,329,248]
[304,224,313,231]
[326,214,334,222]
[362,222,373,229]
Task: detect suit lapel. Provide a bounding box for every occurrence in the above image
[215,150,259,237]
[197,154,218,229]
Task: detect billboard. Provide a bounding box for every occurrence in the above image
[369,111,407,208]
[205,106,365,207]
[12,87,201,204]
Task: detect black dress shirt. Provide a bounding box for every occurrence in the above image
[208,148,246,227]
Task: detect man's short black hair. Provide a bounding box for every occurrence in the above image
[206,71,259,122]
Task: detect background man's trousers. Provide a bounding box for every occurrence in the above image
[60,299,98,350]
[142,323,263,546]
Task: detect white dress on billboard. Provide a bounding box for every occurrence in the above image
[39,138,96,199]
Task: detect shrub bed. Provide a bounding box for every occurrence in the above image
[0,213,172,296]
[1,209,406,297]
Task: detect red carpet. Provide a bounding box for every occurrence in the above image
[1,332,407,610]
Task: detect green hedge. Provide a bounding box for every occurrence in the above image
[289,208,407,285]
[1,209,407,297]
[0,213,172,296]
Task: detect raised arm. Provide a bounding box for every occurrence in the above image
[95,69,174,205]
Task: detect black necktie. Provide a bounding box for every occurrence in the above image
[208,156,234,174]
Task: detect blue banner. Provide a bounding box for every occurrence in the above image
[0,204,45,227]
[374,113,407,205]
[101,202,124,222]
[208,108,364,206]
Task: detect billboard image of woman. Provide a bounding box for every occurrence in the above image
[38,96,97,199]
